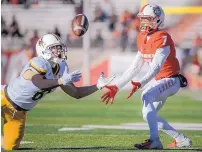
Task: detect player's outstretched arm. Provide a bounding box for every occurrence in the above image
[60,73,115,99]
[23,69,82,90]
[127,46,171,98]
[101,52,143,104]
[126,47,171,99]
[115,52,144,89]
[60,83,97,99]
[23,70,60,89]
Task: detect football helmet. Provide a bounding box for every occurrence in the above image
[36,34,67,64]
[138,4,165,33]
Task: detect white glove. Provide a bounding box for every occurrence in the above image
[60,70,82,85]
[97,72,116,90]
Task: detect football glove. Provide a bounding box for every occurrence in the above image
[101,85,119,104]
[97,72,116,90]
[127,81,141,99]
[60,69,82,85]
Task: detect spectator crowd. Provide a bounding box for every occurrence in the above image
[1,0,202,76]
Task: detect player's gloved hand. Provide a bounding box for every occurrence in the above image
[127,81,141,99]
[101,85,118,104]
[96,72,116,90]
[59,70,82,85]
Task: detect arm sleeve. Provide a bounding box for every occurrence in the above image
[29,57,48,74]
[116,52,144,89]
[139,46,171,87]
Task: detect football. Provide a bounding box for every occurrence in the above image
[72,14,89,37]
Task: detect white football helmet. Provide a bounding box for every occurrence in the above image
[36,34,67,64]
[138,4,165,33]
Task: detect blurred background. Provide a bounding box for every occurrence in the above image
[1,0,202,94]
[1,1,202,149]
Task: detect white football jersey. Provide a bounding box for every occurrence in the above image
[6,57,68,110]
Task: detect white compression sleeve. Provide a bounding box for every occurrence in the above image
[140,46,171,87]
[116,52,144,89]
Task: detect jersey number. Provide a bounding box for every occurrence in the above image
[32,89,52,101]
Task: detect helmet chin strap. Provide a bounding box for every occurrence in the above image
[140,24,158,34]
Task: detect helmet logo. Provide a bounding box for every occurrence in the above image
[39,39,45,48]
[153,7,161,17]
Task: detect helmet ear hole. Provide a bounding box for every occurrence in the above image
[157,19,160,23]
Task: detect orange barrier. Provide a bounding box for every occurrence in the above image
[74,59,109,87]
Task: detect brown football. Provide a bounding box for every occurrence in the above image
[72,14,89,37]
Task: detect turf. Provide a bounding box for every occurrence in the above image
[6,90,202,151]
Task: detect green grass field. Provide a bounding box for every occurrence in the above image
[12,90,202,151]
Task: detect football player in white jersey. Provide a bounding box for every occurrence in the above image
[1,34,115,150]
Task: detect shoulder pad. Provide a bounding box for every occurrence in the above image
[60,61,69,73]
[154,30,169,37]
[153,31,171,49]
[29,57,49,74]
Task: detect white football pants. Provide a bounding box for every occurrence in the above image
[141,77,181,141]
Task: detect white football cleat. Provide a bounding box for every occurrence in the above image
[134,139,163,149]
[168,136,192,148]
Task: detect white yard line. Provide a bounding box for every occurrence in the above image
[59,128,94,131]
[57,123,202,131]
[26,123,202,131]
[20,141,34,144]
